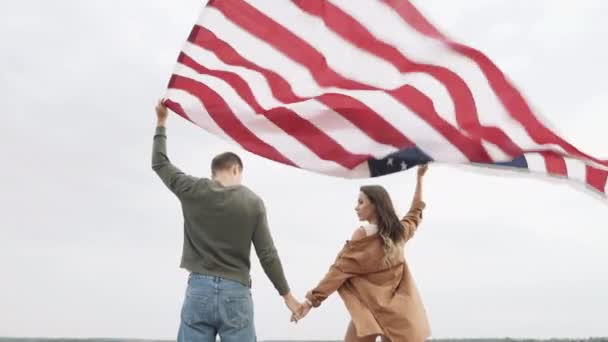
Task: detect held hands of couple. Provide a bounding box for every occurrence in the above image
[283,292,312,323]
[291,300,312,323]
[283,293,305,323]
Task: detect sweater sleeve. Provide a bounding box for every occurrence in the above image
[252,200,290,296]
[306,248,358,308]
[151,126,198,198]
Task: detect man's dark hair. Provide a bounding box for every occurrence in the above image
[211,152,243,176]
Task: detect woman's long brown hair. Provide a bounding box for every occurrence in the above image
[360,185,405,265]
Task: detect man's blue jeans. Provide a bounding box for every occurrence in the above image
[177,273,256,342]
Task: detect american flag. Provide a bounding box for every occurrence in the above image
[165,0,607,198]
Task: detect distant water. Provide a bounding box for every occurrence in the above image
[1,338,607,342]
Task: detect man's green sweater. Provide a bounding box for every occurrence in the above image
[152,126,289,295]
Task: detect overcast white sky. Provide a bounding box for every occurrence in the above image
[1,0,607,340]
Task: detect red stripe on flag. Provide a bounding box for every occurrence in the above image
[177,53,369,169]
[387,0,608,168]
[541,152,567,177]
[188,26,301,105]
[163,98,194,124]
[450,44,608,166]
[188,25,415,150]
[294,1,518,161]
[209,1,491,162]
[315,93,415,149]
[389,85,492,162]
[586,166,608,193]
[168,75,296,166]
[211,0,370,90]
[384,0,443,38]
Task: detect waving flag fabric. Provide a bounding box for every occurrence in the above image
[165,0,607,197]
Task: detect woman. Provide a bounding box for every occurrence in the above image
[294,164,430,342]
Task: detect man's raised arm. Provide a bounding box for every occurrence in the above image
[151,100,197,197]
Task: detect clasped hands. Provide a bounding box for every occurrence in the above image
[283,292,313,323]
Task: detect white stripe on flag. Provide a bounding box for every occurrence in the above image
[287,100,399,158]
[330,0,544,153]
[200,5,459,137]
[524,153,548,174]
[350,161,372,179]
[564,158,588,184]
[247,0,403,87]
[250,0,462,138]
[165,88,235,143]
[173,64,353,176]
[182,20,464,162]
[481,139,512,162]
[181,43,398,159]
[351,91,469,162]
[200,8,321,98]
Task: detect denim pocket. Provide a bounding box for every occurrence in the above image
[223,295,252,329]
[182,292,214,326]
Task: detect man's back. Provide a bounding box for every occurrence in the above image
[152,100,301,342]
[152,126,289,295]
[179,180,262,287]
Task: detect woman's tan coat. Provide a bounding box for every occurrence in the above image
[306,200,430,342]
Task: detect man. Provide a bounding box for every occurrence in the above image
[152,100,301,342]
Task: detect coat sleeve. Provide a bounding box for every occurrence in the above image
[305,248,358,308]
[401,200,426,242]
